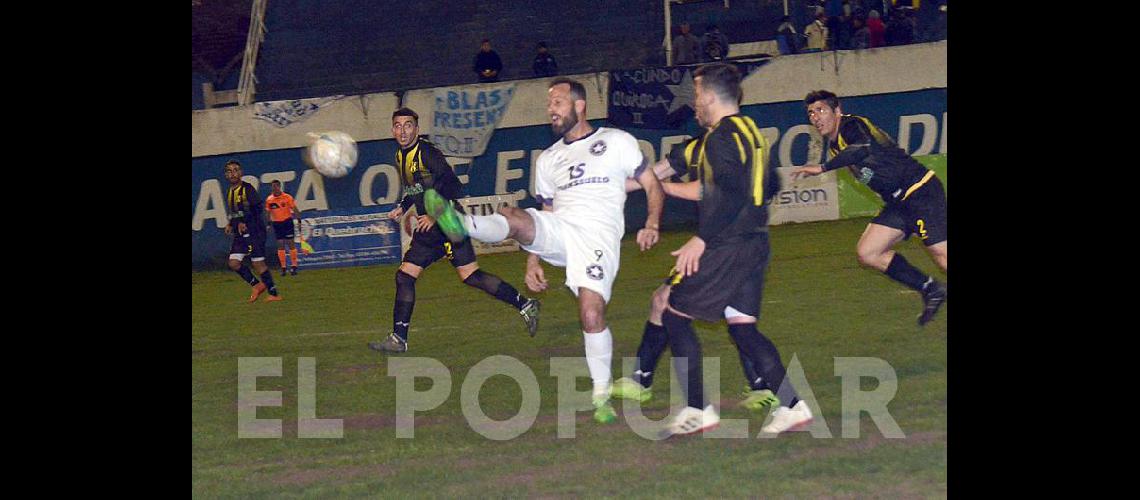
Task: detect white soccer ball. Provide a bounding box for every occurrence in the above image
[304,131,358,178]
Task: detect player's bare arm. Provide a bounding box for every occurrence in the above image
[624,158,676,193]
[662,180,701,200]
[636,163,664,251]
[388,205,404,219]
[670,235,706,277]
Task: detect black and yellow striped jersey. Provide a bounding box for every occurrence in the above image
[395,139,464,215]
[225,181,264,232]
[665,136,704,178]
[821,114,932,203]
[694,113,779,247]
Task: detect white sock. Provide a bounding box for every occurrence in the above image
[465,213,510,242]
[583,328,613,400]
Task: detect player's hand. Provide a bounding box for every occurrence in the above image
[670,236,706,277]
[636,227,659,251]
[237,222,248,235]
[388,206,404,220]
[224,225,233,236]
[791,165,824,179]
[525,261,548,293]
[415,215,436,232]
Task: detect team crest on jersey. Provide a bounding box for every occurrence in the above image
[586,264,605,280]
[589,140,606,156]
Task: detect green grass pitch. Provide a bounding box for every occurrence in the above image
[192,217,947,497]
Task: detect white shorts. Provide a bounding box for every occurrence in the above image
[521,208,621,303]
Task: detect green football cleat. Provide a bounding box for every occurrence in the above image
[593,397,617,424]
[424,188,468,243]
[611,377,652,403]
[739,388,780,411]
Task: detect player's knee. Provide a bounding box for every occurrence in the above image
[579,308,606,333]
[856,246,883,268]
[227,259,242,271]
[650,286,670,316]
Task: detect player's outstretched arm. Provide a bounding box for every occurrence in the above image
[662,180,701,200]
[791,165,824,179]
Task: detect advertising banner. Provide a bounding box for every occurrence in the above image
[298,206,403,269]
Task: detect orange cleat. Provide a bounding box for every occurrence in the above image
[264,294,283,302]
[248,282,267,303]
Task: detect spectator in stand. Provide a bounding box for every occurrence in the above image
[473,39,503,83]
[926,1,947,42]
[673,22,702,65]
[866,9,886,47]
[804,7,829,52]
[834,1,856,50]
[533,42,558,77]
[776,15,802,55]
[884,7,914,46]
[701,24,730,61]
[851,15,870,49]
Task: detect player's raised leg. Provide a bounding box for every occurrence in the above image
[455,262,542,337]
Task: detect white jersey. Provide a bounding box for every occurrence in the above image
[534,127,644,239]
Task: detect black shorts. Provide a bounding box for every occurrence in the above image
[872,175,947,246]
[402,226,477,269]
[271,220,295,240]
[668,232,770,323]
[229,230,268,261]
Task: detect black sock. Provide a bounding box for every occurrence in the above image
[258,270,278,296]
[235,266,259,286]
[463,270,527,309]
[633,321,668,387]
[728,323,798,408]
[884,253,930,292]
[663,310,703,410]
[393,270,416,342]
[737,350,765,391]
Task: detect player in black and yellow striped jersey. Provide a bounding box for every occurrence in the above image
[613,134,773,411]
[222,160,281,303]
[649,63,810,436]
[793,90,946,326]
[367,107,539,354]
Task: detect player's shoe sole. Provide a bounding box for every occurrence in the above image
[424,189,468,243]
[520,299,541,337]
[265,294,283,302]
[248,282,267,303]
[918,280,947,326]
[611,377,652,403]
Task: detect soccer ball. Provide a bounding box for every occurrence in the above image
[303,131,358,178]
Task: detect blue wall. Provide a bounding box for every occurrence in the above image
[192,88,945,268]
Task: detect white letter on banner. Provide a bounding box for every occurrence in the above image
[359,164,401,206]
[637,140,656,166]
[192,179,228,230]
[260,171,297,190]
[898,114,938,156]
[237,357,283,438]
[939,112,948,154]
[760,127,780,164]
[295,170,329,211]
[529,150,544,197]
[780,124,816,169]
[496,150,525,195]
[241,175,259,193]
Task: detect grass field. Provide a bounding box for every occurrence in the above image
[192,216,947,497]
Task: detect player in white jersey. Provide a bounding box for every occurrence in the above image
[425,77,665,424]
